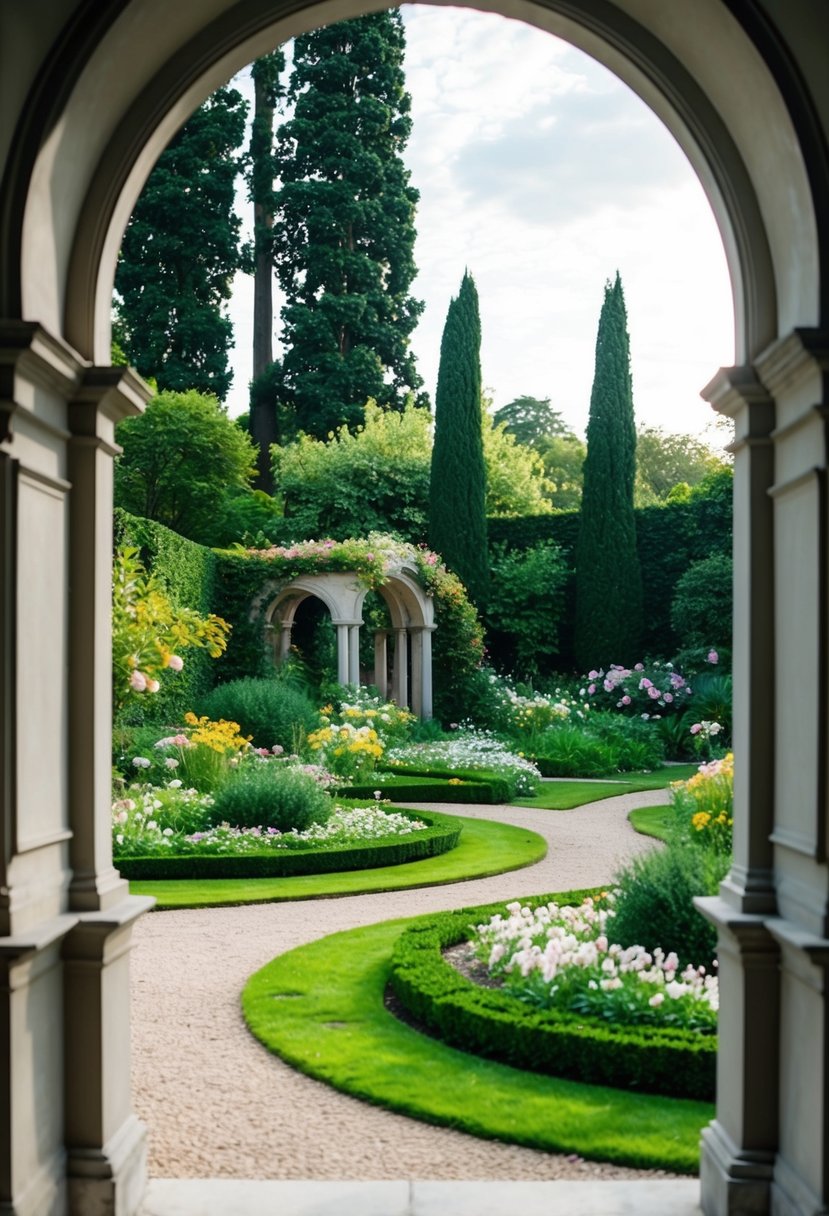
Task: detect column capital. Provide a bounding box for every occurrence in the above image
[754,327,829,398]
[0,320,89,441]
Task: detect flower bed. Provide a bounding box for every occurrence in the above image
[116,804,463,880]
[385,733,540,798]
[389,893,716,1101]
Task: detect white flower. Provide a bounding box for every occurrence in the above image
[132,756,151,769]
[649,993,665,1007]
[164,757,179,770]
[168,779,182,789]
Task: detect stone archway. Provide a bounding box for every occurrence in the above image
[263,565,435,718]
[2,5,829,1216]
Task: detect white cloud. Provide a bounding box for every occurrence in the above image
[225,6,734,440]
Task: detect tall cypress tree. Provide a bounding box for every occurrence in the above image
[574,273,643,668]
[429,271,489,606]
[114,87,248,400]
[269,12,425,439]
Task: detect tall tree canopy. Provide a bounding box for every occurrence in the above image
[491,395,568,447]
[429,271,489,606]
[574,273,643,668]
[267,13,425,439]
[634,425,727,505]
[114,87,248,400]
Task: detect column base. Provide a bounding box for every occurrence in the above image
[700,1121,775,1216]
[0,1151,66,1216]
[772,1154,829,1216]
[67,1112,148,1216]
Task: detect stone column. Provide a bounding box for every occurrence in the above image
[336,623,350,686]
[348,623,360,686]
[410,628,423,718]
[420,627,434,721]
[279,621,292,663]
[697,363,780,1215]
[393,627,408,709]
[374,631,388,698]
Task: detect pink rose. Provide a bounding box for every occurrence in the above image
[690,723,702,735]
[639,678,652,689]
[707,650,719,664]
[146,678,160,693]
[588,670,599,680]
[621,695,631,706]
[167,654,184,672]
[664,692,674,703]
[634,663,644,671]
[648,685,661,699]
[129,670,147,692]
[587,684,596,695]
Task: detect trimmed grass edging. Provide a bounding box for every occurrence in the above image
[127,813,547,908]
[242,895,713,1173]
[339,771,511,803]
[389,901,715,1102]
[628,804,673,841]
[117,808,461,881]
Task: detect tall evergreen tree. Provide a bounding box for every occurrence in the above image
[248,51,285,490]
[574,273,643,668]
[429,271,489,606]
[269,13,425,439]
[114,86,248,399]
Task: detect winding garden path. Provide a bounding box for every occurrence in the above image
[131,789,676,1182]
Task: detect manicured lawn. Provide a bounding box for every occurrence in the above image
[243,914,712,1173]
[628,803,673,841]
[128,813,546,908]
[516,765,697,810]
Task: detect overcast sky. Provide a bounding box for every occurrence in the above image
[225,5,735,440]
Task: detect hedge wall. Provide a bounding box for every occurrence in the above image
[116,807,462,880]
[389,900,716,1101]
[487,474,731,665]
[339,770,512,804]
[114,509,220,721]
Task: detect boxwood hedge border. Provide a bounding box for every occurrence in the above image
[389,894,716,1102]
[117,807,462,881]
[339,769,512,803]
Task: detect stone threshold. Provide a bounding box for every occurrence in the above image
[141,1178,702,1215]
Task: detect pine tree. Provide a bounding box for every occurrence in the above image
[114,87,248,400]
[574,273,643,668]
[248,52,285,490]
[429,271,489,606]
[269,13,425,439]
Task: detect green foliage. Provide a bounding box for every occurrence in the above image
[635,426,727,506]
[116,807,461,881]
[389,906,715,1101]
[343,771,512,803]
[536,432,586,511]
[574,274,643,668]
[268,12,425,438]
[671,551,733,649]
[612,845,728,969]
[115,390,257,546]
[481,411,554,517]
[196,677,319,751]
[529,713,665,778]
[111,542,229,719]
[208,764,333,832]
[486,541,569,679]
[491,395,568,446]
[429,271,489,606]
[113,511,222,721]
[273,401,431,541]
[114,87,248,399]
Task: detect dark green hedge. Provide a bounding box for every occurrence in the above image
[487,475,731,664]
[114,509,219,721]
[389,899,716,1102]
[339,770,511,804]
[116,807,462,880]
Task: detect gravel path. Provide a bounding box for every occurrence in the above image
[131,790,678,1181]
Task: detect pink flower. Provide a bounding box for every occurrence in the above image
[634,663,644,671]
[649,993,665,1007]
[663,692,674,703]
[621,695,631,706]
[648,686,660,699]
[167,654,184,672]
[639,678,652,689]
[271,745,284,755]
[587,684,596,695]
[670,673,685,688]
[146,678,160,693]
[588,670,599,680]
[690,723,702,735]
[603,679,613,692]
[129,670,147,692]
[707,650,719,664]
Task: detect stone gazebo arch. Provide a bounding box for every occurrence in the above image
[264,564,435,719]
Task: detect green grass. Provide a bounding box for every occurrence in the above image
[628,804,673,841]
[128,813,546,908]
[243,914,712,1172]
[516,765,697,810]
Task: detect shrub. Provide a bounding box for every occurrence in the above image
[486,541,569,680]
[208,763,333,832]
[611,845,729,969]
[196,677,319,751]
[671,552,732,651]
[530,713,665,777]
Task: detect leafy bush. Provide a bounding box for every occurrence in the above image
[687,671,733,744]
[671,552,732,651]
[208,763,333,832]
[611,845,729,969]
[196,677,319,751]
[486,541,569,680]
[530,713,664,777]
[576,660,693,719]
